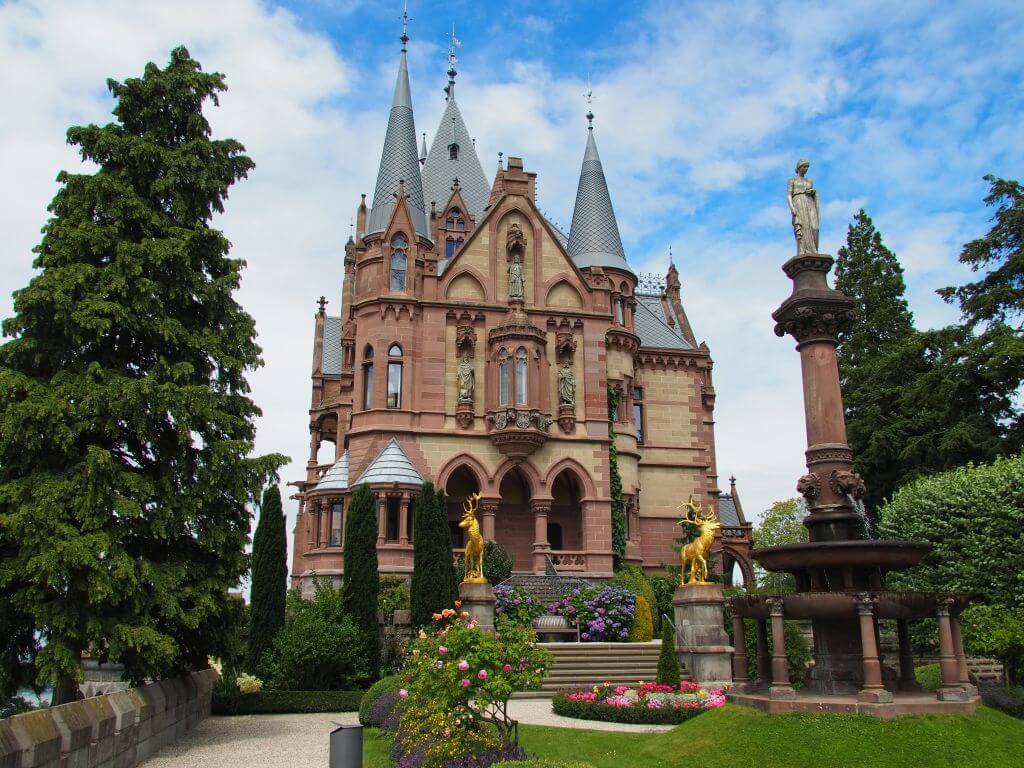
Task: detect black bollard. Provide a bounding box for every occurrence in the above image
[329,722,362,768]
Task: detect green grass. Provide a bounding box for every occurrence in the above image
[364,704,1024,768]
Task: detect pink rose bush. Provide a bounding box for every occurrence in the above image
[555,680,727,725]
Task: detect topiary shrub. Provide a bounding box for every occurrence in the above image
[343,484,381,678]
[359,674,405,726]
[657,621,680,685]
[629,596,653,642]
[612,565,660,633]
[257,580,370,690]
[878,455,1024,607]
[914,663,942,692]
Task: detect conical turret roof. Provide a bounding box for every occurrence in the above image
[566,128,631,274]
[422,88,490,219]
[354,438,423,486]
[312,451,349,493]
[367,48,430,239]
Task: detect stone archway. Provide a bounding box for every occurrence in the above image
[550,469,583,552]
[444,466,480,549]
[496,468,534,572]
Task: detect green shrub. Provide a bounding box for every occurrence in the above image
[248,484,287,673]
[343,484,381,678]
[378,575,410,621]
[961,603,1024,685]
[649,575,676,631]
[914,663,942,692]
[483,540,514,585]
[630,596,654,642]
[411,482,458,628]
[212,689,364,715]
[613,565,660,633]
[257,580,370,690]
[657,621,681,685]
[359,674,404,726]
[878,455,1024,607]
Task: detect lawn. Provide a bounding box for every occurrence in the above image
[363,704,1024,768]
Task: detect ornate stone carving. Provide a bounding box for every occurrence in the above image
[773,302,856,342]
[796,473,821,501]
[805,444,854,467]
[455,407,474,430]
[506,222,526,257]
[488,408,552,433]
[555,332,577,362]
[557,361,576,408]
[456,324,477,354]
[457,352,474,404]
[829,469,867,500]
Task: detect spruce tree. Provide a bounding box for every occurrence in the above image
[0,47,283,703]
[343,484,380,678]
[411,482,458,628]
[247,484,287,672]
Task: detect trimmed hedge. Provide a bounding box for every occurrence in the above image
[213,689,364,715]
[493,762,594,768]
[552,692,710,726]
[914,663,941,692]
[359,674,404,726]
[980,682,1024,720]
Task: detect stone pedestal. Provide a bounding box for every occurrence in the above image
[673,583,733,689]
[459,580,496,633]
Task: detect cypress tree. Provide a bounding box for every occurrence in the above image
[0,47,284,703]
[656,621,680,685]
[411,482,458,628]
[607,385,627,570]
[343,484,380,678]
[247,484,287,672]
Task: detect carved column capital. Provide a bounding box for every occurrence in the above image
[854,593,876,616]
[765,596,786,617]
[773,300,856,343]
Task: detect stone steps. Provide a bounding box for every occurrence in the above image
[521,641,688,695]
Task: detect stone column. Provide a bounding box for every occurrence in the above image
[950,613,977,697]
[896,619,917,691]
[755,619,771,688]
[399,493,410,545]
[318,501,330,548]
[480,500,498,542]
[376,492,386,546]
[673,583,733,689]
[732,613,750,690]
[458,581,496,633]
[766,597,795,700]
[936,598,967,702]
[531,500,551,574]
[308,426,320,464]
[855,594,892,703]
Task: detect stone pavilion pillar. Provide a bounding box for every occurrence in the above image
[896,619,917,691]
[766,597,795,700]
[936,598,968,702]
[855,594,892,703]
[755,619,771,688]
[950,614,977,696]
[480,499,499,542]
[732,614,750,690]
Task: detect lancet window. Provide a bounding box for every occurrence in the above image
[390,234,408,291]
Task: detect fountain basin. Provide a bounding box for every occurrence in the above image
[753,540,929,574]
[730,591,971,620]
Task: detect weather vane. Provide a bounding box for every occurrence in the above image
[400,0,409,49]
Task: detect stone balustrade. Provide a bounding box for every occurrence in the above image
[0,668,217,768]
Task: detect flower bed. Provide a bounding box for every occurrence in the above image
[552,681,725,725]
[494,584,547,628]
[547,586,635,642]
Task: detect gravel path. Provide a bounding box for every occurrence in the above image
[140,702,671,766]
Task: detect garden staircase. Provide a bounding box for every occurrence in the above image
[514,641,689,698]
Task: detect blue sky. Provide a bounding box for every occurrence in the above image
[1,0,1022,553]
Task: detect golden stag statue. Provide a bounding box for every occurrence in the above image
[459,492,487,584]
[677,495,720,587]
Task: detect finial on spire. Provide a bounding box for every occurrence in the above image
[669,245,674,266]
[585,75,594,129]
[498,151,504,169]
[448,23,460,84]
[400,0,410,50]
[317,296,328,314]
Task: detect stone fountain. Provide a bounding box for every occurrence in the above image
[728,160,979,716]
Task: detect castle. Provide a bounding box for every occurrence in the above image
[289,26,753,590]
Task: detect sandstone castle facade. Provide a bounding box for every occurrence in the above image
[289,28,753,590]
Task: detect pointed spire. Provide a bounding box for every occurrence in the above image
[566,96,631,274]
[421,32,490,219]
[366,7,430,238]
[419,132,428,165]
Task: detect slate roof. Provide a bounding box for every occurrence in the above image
[355,438,424,486]
[367,48,430,239]
[633,295,694,350]
[567,128,632,275]
[718,494,741,527]
[322,316,342,375]
[313,451,349,493]
[421,89,490,220]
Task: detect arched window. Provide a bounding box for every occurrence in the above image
[330,501,343,546]
[445,237,456,258]
[498,348,510,406]
[387,344,403,408]
[615,298,625,325]
[390,234,408,291]
[449,143,459,160]
[446,208,464,231]
[362,345,374,409]
[515,347,528,405]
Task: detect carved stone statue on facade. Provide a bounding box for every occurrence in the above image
[457,351,475,403]
[508,254,524,300]
[557,361,576,407]
[787,158,820,255]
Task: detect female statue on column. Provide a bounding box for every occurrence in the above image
[457,351,474,403]
[508,254,525,300]
[787,158,820,255]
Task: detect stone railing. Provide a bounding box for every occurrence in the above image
[549,550,586,571]
[0,668,217,768]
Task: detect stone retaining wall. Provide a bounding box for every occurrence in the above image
[0,668,217,768]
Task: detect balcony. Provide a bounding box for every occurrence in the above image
[485,407,553,458]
